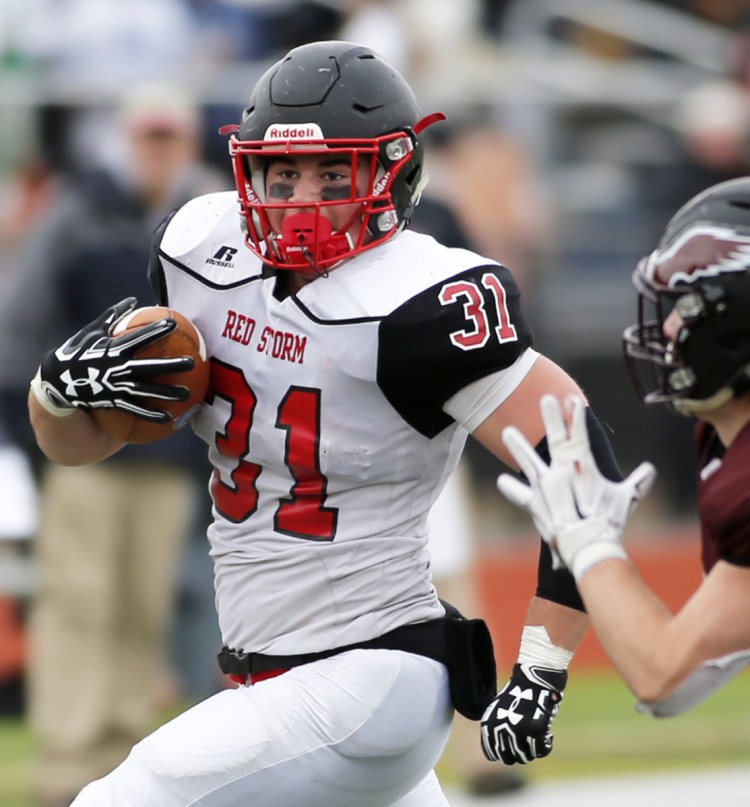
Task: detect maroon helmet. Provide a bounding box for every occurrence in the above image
[624,177,750,414]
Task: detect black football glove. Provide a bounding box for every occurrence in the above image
[32,297,193,423]
[480,662,567,765]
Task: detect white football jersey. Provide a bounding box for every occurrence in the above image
[151,191,535,655]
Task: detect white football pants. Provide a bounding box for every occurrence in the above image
[70,648,453,806]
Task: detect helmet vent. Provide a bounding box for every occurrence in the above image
[729,200,750,210]
[353,102,385,113]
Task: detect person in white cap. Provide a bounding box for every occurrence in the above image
[0,80,227,806]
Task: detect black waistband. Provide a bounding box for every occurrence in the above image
[217,613,451,677]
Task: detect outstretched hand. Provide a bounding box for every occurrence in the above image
[496,395,656,579]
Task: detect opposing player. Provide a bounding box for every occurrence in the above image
[496,177,750,718]
[26,41,625,805]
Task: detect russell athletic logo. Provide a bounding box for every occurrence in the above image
[207,246,238,268]
[263,123,325,141]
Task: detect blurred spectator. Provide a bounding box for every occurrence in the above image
[2,0,201,179]
[399,0,482,62]
[192,1,346,171]
[426,119,549,298]
[186,0,343,64]
[335,0,486,95]
[15,0,197,90]
[687,0,750,27]
[478,0,515,39]
[669,29,750,208]
[336,0,413,75]
[678,80,749,171]
[0,157,57,297]
[0,82,228,807]
[234,0,344,56]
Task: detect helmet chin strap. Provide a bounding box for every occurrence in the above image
[673,363,750,415]
[277,212,353,274]
[673,388,734,416]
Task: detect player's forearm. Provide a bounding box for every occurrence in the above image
[577,559,688,702]
[28,390,123,465]
[524,595,589,653]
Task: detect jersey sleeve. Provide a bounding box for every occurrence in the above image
[698,423,750,569]
[377,263,534,437]
[701,477,750,567]
[704,492,750,567]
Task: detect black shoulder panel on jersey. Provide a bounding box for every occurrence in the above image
[147,209,177,306]
[376,263,534,437]
[535,407,624,612]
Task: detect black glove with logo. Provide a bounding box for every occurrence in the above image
[31,297,193,422]
[480,662,567,764]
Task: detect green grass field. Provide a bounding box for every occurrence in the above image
[439,667,750,788]
[0,716,33,807]
[537,667,750,781]
[2,669,749,806]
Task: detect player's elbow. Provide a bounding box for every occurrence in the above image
[631,676,677,705]
[628,657,692,705]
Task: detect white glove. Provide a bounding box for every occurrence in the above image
[497,395,656,580]
[0,444,38,540]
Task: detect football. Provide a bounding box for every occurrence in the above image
[92,306,209,444]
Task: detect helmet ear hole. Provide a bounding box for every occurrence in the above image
[404,164,421,187]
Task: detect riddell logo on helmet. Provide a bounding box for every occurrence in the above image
[244,182,261,204]
[264,124,324,141]
[372,171,392,196]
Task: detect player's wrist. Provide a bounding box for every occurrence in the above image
[30,368,76,417]
[571,542,628,580]
[561,518,627,580]
[517,625,573,672]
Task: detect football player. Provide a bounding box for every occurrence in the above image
[497,177,750,718]
[26,41,627,806]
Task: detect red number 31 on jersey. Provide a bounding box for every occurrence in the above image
[439,273,518,350]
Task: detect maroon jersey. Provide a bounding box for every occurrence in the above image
[696,419,750,572]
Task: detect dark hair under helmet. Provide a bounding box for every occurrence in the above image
[623,177,750,414]
[223,40,444,273]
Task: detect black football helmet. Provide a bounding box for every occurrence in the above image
[623,177,750,414]
[223,40,444,273]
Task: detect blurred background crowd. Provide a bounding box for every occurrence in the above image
[1,0,750,804]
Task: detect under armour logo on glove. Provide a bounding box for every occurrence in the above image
[480,662,567,764]
[491,683,532,725]
[59,367,106,399]
[32,297,193,422]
